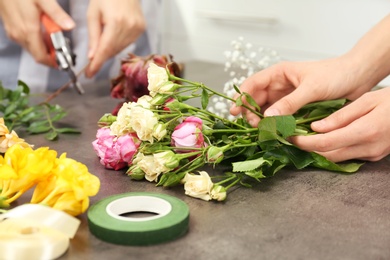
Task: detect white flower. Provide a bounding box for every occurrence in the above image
[182,171,213,201]
[136,95,153,109]
[147,63,169,96]
[133,153,160,182]
[110,102,137,136]
[153,151,179,172]
[128,106,158,143]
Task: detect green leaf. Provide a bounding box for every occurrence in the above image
[50,111,67,122]
[235,96,243,107]
[311,153,363,173]
[281,145,314,169]
[45,130,58,141]
[243,92,261,112]
[244,169,266,181]
[274,115,296,138]
[27,125,51,134]
[17,80,30,94]
[232,157,271,172]
[55,127,81,134]
[233,84,241,94]
[201,89,209,110]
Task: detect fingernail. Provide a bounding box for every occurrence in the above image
[312,119,326,129]
[88,49,95,59]
[62,19,75,30]
[264,108,280,117]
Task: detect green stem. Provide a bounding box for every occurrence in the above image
[225,175,242,190]
[215,174,237,186]
[170,74,263,119]
[295,114,327,125]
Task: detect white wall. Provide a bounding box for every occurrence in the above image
[160,0,390,85]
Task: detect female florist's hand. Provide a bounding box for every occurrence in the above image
[230,57,374,127]
[291,87,390,162]
[86,0,146,77]
[0,0,75,66]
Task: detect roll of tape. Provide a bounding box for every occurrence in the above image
[87,192,190,246]
[0,218,69,260]
[0,204,80,260]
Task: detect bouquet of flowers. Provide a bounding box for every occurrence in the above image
[92,56,362,202]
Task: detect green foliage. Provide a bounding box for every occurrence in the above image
[0,80,80,140]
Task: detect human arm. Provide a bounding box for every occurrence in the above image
[0,0,75,66]
[230,14,390,126]
[85,0,146,78]
[230,14,390,162]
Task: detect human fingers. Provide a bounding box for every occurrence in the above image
[85,0,146,77]
[37,0,75,30]
[292,97,390,162]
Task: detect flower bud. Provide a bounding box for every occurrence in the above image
[152,123,167,141]
[150,94,170,106]
[154,151,180,170]
[210,185,227,201]
[126,165,145,180]
[97,113,117,127]
[206,146,224,164]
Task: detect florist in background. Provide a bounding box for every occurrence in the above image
[0,0,161,93]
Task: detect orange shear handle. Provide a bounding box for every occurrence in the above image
[41,13,61,67]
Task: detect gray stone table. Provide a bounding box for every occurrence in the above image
[17,61,390,260]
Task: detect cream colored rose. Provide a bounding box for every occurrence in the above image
[182,171,213,201]
[147,63,169,97]
[136,95,153,109]
[0,118,9,136]
[0,130,31,153]
[128,106,158,143]
[110,102,137,136]
[133,153,160,182]
[153,152,172,174]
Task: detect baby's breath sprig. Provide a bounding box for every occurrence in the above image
[208,37,281,120]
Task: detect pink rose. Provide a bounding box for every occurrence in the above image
[92,128,140,170]
[171,116,205,152]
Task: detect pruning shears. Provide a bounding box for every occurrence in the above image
[41,14,84,94]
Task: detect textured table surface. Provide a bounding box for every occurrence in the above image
[19,61,390,260]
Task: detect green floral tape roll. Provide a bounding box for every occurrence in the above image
[87,192,190,246]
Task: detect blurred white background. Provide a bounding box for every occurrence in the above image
[160,0,390,85]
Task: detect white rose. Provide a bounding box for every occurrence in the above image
[110,102,136,136]
[134,153,161,182]
[147,63,169,96]
[182,171,213,201]
[149,81,176,97]
[128,106,158,143]
[153,152,172,174]
[136,95,153,109]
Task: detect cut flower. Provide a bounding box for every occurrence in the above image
[93,57,363,202]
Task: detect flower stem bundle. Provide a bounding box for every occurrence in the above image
[93,61,363,202]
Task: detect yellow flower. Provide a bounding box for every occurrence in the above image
[31,153,100,216]
[0,145,57,205]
